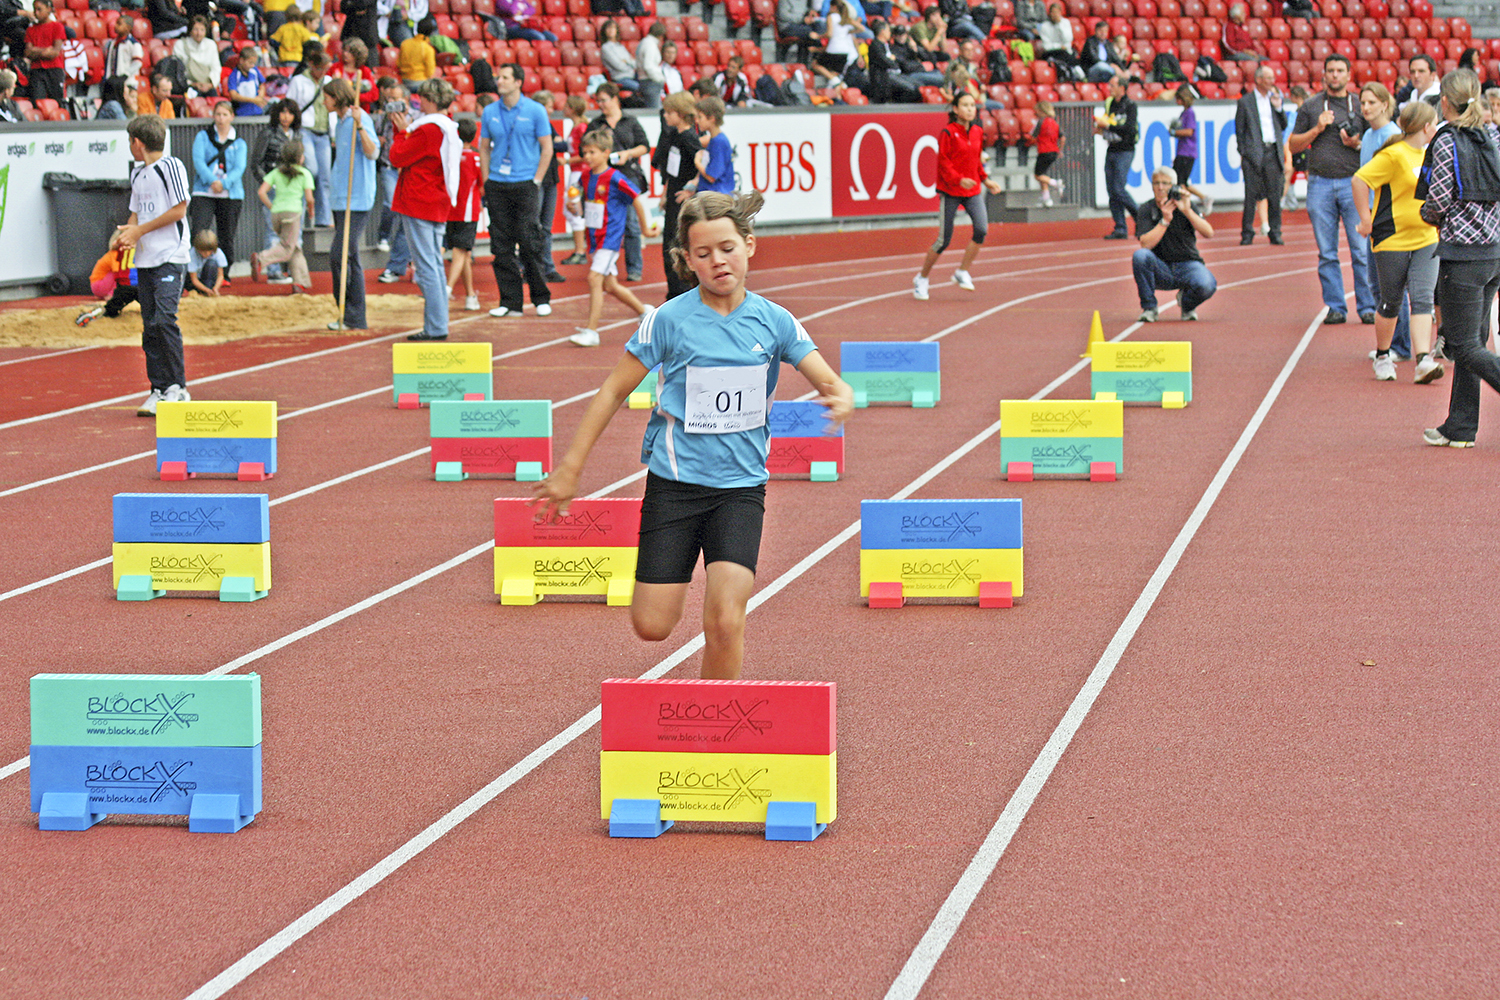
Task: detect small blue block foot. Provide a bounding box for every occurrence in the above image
[219,577,268,602]
[434,461,469,482]
[609,798,674,838]
[765,801,826,842]
[188,793,255,833]
[116,575,165,601]
[38,792,107,831]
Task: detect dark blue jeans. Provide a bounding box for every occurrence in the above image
[1435,255,1500,443]
[137,263,187,391]
[1132,249,1216,312]
[1104,149,1137,235]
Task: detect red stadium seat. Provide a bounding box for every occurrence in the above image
[1009,60,1032,84]
[1410,0,1432,15]
[1268,17,1290,38]
[1247,19,1267,40]
[1111,0,1130,15]
[559,41,582,65]
[1204,0,1226,16]
[1089,0,1110,17]
[1445,38,1469,61]
[1309,38,1331,60]
[1176,16,1199,37]
[1066,0,1089,16]
[1354,37,1376,60]
[1450,17,1471,41]
[460,18,484,40]
[1198,37,1220,59]
[1155,17,1177,38]
[1389,0,1409,15]
[1078,82,1103,99]
[1289,16,1312,38]
[1265,39,1289,60]
[692,39,714,63]
[919,85,944,103]
[1312,18,1336,38]
[561,66,588,93]
[579,40,601,63]
[751,0,775,26]
[1421,37,1444,61]
[1030,59,1056,84]
[737,38,761,62]
[1250,0,1270,15]
[1013,87,1038,109]
[1287,59,1309,84]
[1358,16,1380,37]
[1182,0,1204,13]
[1055,82,1079,100]
[685,16,709,40]
[1377,37,1400,60]
[1366,0,1388,14]
[986,84,1014,107]
[1288,38,1310,60]
[1331,37,1356,59]
[536,42,559,64]
[1136,0,1158,14]
[516,44,540,66]
[1176,38,1200,61]
[1158,0,1180,14]
[1345,0,1366,14]
[1403,17,1427,39]
[713,38,735,62]
[1397,37,1419,60]
[538,66,563,90]
[1322,0,1343,14]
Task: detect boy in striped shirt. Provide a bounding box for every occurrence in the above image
[113,115,193,417]
[566,129,659,347]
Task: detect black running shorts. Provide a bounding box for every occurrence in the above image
[634,471,767,584]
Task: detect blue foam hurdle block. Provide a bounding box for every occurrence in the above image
[113,493,271,544]
[840,342,941,373]
[859,499,1024,550]
[29,744,262,822]
[38,792,108,831]
[765,801,827,841]
[155,438,277,476]
[767,400,843,438]
[609,798,674,838]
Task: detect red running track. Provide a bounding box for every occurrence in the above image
[0,219,1496,1000]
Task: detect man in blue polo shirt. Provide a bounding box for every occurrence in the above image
[480,63,554,319]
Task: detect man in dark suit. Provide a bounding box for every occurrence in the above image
[1235,64,1288,245]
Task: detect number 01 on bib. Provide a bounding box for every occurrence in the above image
[684,364,768,434]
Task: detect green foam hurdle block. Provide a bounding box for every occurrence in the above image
[810,461,840,482]
[116,575,165,602]
[219,577,268,602]
[30,673,262,747]
[514,462,544,482]
[434,461,469,482]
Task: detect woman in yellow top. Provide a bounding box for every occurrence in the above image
[1354,99,1444,384]
[272,8,326,67]
[397,15,436,85]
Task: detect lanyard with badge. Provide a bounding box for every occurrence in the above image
[684,363,770,434]
[495,102,519,176]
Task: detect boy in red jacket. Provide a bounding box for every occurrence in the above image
[445,117,483,312]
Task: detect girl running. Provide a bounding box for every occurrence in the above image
[532,192,854,679]
[914,91,1002,300]
[1033,100,1064,207]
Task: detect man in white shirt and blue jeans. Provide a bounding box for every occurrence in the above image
[114,114,194,416]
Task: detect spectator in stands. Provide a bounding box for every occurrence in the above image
[333,38,378,111]
[264,0,295,38]
[1221,5,1259,63]
[1132,166,1216,321]
[189,99,247,266]
[174,16,222,96]
[480,62,555,317]
[1097,73,1138,238]
[146,0,190,40]
[139,71,178,117]
[913,90,1001,300]
[390,0,430,46]
[1082,20,1116,84]
[776,0,819,64]
[910,5,950,66]
[654,90,702,299]
[24,0,65,103]
[1,0,28,64]
[1459,47,1483,84]
[889,24,945,88]
[1014,0,1045,41]
[0,69,17,122]
[864,19,918,103]
[588,80,649,281]
[1419,68,1500,447]
[227,45,269,114]
[1236,64,1285,245]
[635,20,665,109]
[272,6,315,65]
[715,54,753,107]
[389,76,461,340]
[659,40,686,95]
[429,21,464,64]
[1036,2,1081,82]
[1402,54,1440,110]
[288,49,334,227]
[938,0,985,42]
[325,77,380,330]
[104,14,143,82]
[1487,86,1500,123]
[490,0,559,42]
[597,19,641,100]
[341,0,379,68]
[1111,34,1148,84]
[98,75,131,119]
[1289,52,1372,324]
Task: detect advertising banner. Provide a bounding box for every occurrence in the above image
[1092,100,1247,207]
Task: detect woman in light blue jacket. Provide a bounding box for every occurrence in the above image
[189,100,249,266]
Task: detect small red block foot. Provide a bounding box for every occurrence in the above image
[1007,462,1034,482]
[868,581,905,608]
[979,581,1013,608]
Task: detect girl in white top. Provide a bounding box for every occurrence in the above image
[813,0,859,85]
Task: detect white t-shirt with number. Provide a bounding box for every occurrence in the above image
[129,155,193,268]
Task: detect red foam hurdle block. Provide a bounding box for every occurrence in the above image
[979,581,1013,608]
[237,462,270,482]
[1089,461,1117,483]
[159,461,193,481]
[1006,461,1034,483]
[431,436,553,476]
[868,581,904,608]
[601,678,835,755]
[397,393,421,409]
[494,497,642,548]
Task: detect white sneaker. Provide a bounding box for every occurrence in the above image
[912,274,930,300]
[570,328,600,347]
[377,270,402,284]
[489,306,514,318]
[952,269,975,291]
[1054,179,1065,197]
[535,303,553,317]
[464,295,480,311]
[376,239,391,252]
[137,388,163,417]
[1138,307,1158,323]
[1373,353,1397,381]
[446,285,455,300]
[1414,355,1445,384]
[1040,195,1053,207]
[163,384,190,403]
[268,276,294,285]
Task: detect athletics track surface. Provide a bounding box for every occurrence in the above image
[0,219,1496,1000]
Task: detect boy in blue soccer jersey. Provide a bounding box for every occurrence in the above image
[566,128,661,348]
[533,191,854,680]
[692,95,735,195]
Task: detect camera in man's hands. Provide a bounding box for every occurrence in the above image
[1168,184,1183,201]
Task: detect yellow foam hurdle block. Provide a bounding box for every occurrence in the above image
[859,548,1024,599]
[600,750,836,824]
[112,542,271,592]
[391,342,492,373]
[493,546,639,604]
[155,401,277,438]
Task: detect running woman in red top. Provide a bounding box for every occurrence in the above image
[1033,99,1066,207]
[914,91,1003,300]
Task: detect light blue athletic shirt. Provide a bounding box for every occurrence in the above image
[627,289,819,488]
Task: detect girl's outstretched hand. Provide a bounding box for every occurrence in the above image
[529,465,579,521]
[816,379,854,433]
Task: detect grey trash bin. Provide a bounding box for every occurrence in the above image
[42,172,133,296]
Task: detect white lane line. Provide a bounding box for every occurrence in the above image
[0,344,105,367]
[173,265,1317,1000]
[881,305,1330,1000]
[0,450,156,499]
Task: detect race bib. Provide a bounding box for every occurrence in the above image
[666,146,681,177]
[684,364,768,434]
[584,201,604,228]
